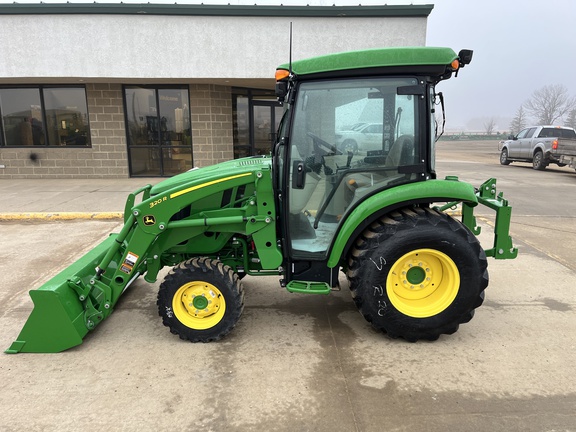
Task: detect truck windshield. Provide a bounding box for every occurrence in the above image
[287,77,422,257]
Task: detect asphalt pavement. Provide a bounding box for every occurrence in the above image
[1,142,575,431]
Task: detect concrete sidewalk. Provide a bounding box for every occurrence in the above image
[0,177,163,219]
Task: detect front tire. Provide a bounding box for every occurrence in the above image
[500,148,511,165]
[346,207,488,341]
[157,257,244,342]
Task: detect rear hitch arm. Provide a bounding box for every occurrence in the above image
[438,178,518,260]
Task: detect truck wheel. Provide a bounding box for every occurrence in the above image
[341,140,358,154]
[157,257,244,342]
[346,207,488,341]
[532,150,547,170]
[499,148,511,165]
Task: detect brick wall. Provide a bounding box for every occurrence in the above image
[189,84,234,168]
[84,83,129,177]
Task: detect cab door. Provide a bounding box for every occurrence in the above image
[285,77,421,258]
[279,77,424,287]
[520,127,537,158]
[508,128,528,158]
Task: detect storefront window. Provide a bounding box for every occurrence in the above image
[124,86,192,176]
[43,88,90,146]
[0,86,90,147]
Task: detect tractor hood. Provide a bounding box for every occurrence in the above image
[150,156,272,196]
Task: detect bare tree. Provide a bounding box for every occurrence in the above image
[524,84,576,125]
[509,105,527,134]
[483,117,497,135]
[565,109,576,130]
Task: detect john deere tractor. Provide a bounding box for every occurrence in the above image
[7,46,517,353]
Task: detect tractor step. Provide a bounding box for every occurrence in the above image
[286,280,331,295]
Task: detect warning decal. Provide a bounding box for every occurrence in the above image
[120,251,139,274]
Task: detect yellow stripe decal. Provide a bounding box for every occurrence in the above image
[170,172,253,199]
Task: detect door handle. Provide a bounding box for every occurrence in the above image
[292,160,306,189]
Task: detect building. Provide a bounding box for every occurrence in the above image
[0,3,432,178]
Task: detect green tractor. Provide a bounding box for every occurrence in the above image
[7,46,517,354]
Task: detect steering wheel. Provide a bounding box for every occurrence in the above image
[306,132,342,156]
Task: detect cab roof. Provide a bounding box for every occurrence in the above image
[277,46,459,78]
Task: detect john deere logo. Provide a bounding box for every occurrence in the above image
[143,215,156,226]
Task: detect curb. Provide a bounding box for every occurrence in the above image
[0,212,124,221]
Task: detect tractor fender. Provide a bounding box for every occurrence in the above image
[326,179,478,268]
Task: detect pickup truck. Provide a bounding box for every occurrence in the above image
[499,125,576,170]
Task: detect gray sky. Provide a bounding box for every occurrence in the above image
[423,0,576,131]
[4,0,576,131]
[332,0,576,131]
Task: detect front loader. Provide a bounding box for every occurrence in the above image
[7,46,517,353]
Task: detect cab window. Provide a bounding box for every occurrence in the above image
[286,77,421,257]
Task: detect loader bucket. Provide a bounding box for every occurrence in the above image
[6,234,118,354]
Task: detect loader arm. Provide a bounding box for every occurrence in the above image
[7,160,282,353]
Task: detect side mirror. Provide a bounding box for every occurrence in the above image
[458,49,473,66]
[508,134,515,140]
[275,81,288,99]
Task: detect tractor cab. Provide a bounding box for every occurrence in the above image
[273,47,468,289]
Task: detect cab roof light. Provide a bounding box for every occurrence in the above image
[450,59,460,70]
[275,69,290,81]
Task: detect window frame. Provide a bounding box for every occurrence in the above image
[0,84,91,148]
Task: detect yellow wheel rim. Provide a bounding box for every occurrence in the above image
[386,249,460,318]
[172,281,226,330]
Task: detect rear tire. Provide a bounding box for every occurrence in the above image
[533,150,547,170]
[157,257,244,342]
[346,207,488,341]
